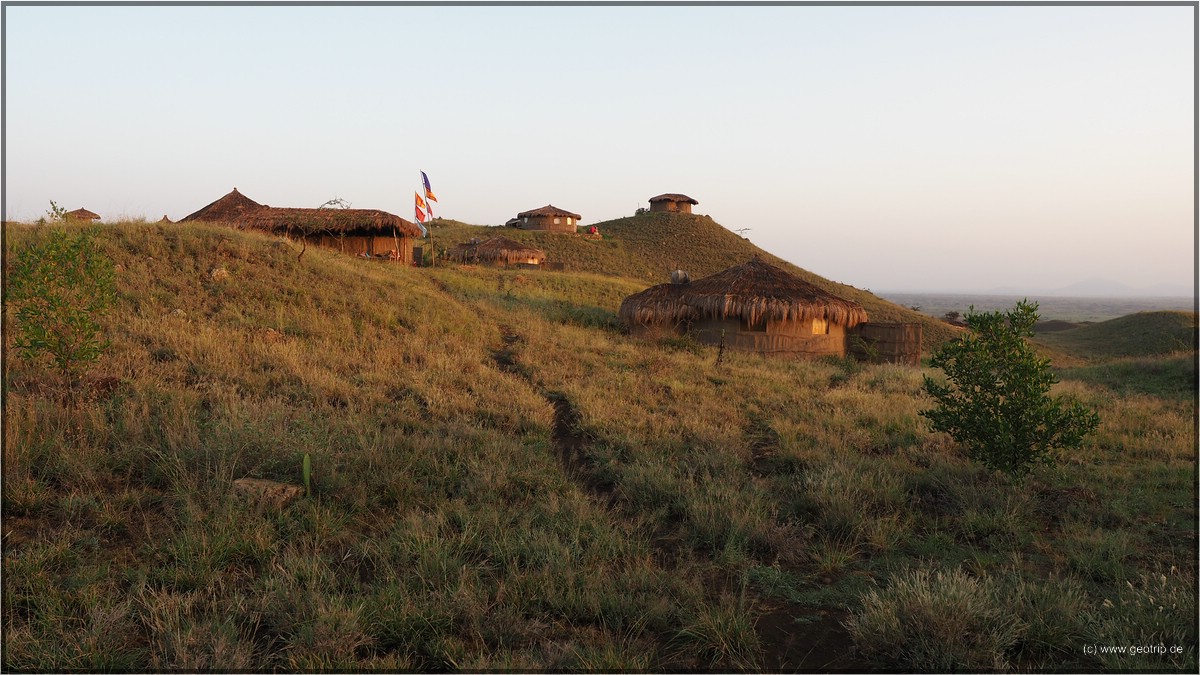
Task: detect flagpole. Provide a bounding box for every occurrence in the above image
[425,171,434,268]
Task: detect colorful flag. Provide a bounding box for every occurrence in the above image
[414,193,428,226]
[421,171,438,202]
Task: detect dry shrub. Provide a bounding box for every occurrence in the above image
[845,567,1024,671]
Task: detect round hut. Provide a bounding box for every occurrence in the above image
[65,208,101,222]
[512,205,581,233]
[648,193,698,214]
[179,188,265,223]
[449,236,546,267]
[619,257,868,358]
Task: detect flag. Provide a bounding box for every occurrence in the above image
[421,171,438,202]
[415,191,428,213]
[414,192,428,232]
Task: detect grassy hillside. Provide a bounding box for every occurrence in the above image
[428,212,961,349]
[1034,311,1198,359]
[3,222,1196,672]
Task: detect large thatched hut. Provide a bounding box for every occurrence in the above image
[181,188,422,261]
[65,208,101,222]
[619,257,869,358]
[448,236,546,267]
[512,205,581,233]
[648,193,698,214]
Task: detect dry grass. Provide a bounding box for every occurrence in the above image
[2,221,1195,671]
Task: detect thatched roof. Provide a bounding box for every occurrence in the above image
[179,188,420,237]
[619,257,868,328]
[158,215,173,223]
[517,204,581,219]
[239,207,422,237]
[449,236,546,264]
[66,208,100,220]
[180,188,264,223]
[649,193,698,205]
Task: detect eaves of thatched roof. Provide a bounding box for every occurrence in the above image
[179,188,420,237]
[450,236,546,264]
[476,236,545,261]
[619,257,868,328]
[66,208,101,220]
[241,207,423,238]
[648,193,699,205]
[517,204,582,219]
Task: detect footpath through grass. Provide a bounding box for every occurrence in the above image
[3,222,1196,671]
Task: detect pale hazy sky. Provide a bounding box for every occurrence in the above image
[4,4,1195,294]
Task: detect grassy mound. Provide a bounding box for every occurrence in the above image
[429,213,960,349]
[1033,311,1197,359]
[3,222,1195,672]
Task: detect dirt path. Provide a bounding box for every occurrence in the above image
[491,323,871,671]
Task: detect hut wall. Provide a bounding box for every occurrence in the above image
[519,215,577,232]
[650,201,692,214]
[306,233,413,262]
[688,319,847,358]
[848,323,923,365]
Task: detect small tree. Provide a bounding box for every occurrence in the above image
[921,300,1099,479]
[7,227,116,387]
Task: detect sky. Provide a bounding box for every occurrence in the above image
[3,4,1195,295]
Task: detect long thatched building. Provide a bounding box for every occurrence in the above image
[448,236,546,267]
[181,188,422,261]
[619,257,869,358]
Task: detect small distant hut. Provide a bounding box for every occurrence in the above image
[448,236,546,267]
[512,205,581,233]
[648,193,698,214]
[180,188,422,262]
[619,257,869,358]
[65,208,101,222]
[158,215,173,224]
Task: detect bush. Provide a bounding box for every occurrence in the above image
[921,300,1099,479]
[7,227,116,384]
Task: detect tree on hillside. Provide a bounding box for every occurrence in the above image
[921,300,1100,479]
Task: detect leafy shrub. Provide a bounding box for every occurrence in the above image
[921,300,1100,479]
[7,227,116,384]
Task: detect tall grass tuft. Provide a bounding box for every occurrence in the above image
[845,567,1024,671]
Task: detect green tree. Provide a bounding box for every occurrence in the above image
[7,227,116,386]
[921,300,1099,479]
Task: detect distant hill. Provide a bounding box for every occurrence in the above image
[1033,311,1198,359]
[429,212,961,348]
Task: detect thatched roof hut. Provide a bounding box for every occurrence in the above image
[450,236,546,266]
[648,193,698,214]
[65,208,101,221]
[620,257,868,358]
[513,205,581,232]
[158,215,173,223]
[180,188,264,223]
[180,188,421,261]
